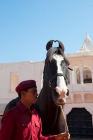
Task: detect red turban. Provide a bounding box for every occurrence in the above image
[15,80,37,93]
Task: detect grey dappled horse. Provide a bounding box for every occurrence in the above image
[3,40,72,136]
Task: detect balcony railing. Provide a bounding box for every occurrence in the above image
[68,83,93,93]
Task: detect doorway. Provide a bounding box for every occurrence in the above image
[67,108,93,138]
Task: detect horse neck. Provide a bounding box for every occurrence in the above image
[42,80,51,97]
[39,81,55,107]
[38,81,63,132]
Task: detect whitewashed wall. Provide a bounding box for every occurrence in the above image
[0,61,44,115]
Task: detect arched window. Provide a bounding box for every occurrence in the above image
[72,66,80,84]
[11,74,18,92]
[83,67,92,83]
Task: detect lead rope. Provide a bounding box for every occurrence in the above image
[60,106,69,138]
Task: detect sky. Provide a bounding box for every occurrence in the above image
[0,0,93,63]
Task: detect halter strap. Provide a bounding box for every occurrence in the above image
[43,72,66,87]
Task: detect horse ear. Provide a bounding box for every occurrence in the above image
[57,40,65,52]
[46,40,53,51]
[57,40,70,65]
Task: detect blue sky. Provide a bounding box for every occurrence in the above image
[0,0,93,63]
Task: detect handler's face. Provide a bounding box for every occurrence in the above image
[25,87,38,105]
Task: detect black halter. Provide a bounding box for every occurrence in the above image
[43,72,67,87]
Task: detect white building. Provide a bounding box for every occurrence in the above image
[64,33,93,138]
[0,33,93,138]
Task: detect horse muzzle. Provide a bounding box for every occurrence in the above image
[53,89,69,105]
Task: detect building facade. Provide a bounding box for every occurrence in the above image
[64,33,93,138]
[0,33,93,138]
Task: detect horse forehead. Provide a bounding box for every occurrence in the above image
[53,54,64,63]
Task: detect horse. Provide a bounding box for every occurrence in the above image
[3,40,72,136]
[35,40,71,135]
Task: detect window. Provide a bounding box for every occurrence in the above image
[83,67,92,83]
[11,74,18,92]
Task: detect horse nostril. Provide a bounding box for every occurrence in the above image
[54,89,60,98]
[66,89,69,96]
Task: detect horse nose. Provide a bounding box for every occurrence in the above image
[55,86,67,99]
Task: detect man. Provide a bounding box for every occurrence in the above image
[0,80,70,140]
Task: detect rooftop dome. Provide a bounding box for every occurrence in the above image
[77,33,93,52]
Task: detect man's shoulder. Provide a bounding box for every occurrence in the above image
[4,105,18,116]
[3,97,19,115]
[1,106,19,124]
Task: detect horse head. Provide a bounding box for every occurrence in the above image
[44,40,71,105]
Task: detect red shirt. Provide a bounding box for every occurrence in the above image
[0,102,55,140]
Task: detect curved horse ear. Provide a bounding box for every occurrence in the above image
[46,40,53,51]
[57,40,65,52]
[57,40,70,65]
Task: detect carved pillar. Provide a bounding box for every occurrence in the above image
[68,64,73,92]
[72,67,77,84]
[79,63,83,85]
